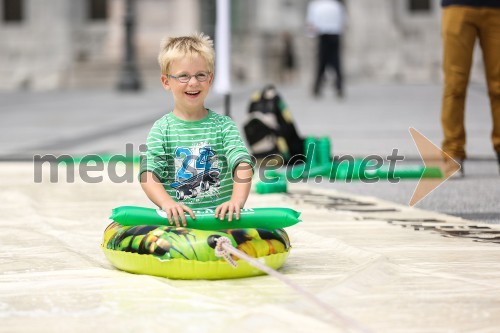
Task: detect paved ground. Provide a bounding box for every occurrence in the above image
[1,82,498,223]
[2,83,500,332]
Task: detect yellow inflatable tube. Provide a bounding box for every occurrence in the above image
[102,222,291,280]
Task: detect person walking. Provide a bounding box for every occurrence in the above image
[306,0,346,98]
[440,0,500,176]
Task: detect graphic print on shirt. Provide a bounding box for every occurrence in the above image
[170,143,221,202]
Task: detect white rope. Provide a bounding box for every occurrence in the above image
[214,236,237,267]
[214,236,373,333]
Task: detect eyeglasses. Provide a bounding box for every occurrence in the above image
[168,71,210,83]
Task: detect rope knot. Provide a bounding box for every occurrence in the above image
[214,236,238,268]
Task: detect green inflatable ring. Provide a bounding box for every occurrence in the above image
[102,222,291,280]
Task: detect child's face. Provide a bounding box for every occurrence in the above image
[161,54,213,113]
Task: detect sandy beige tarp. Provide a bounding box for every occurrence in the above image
[1,163,499,333]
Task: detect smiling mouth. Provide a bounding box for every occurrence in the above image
[185,91,201,97]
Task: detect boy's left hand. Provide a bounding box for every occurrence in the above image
[215,199,244,222]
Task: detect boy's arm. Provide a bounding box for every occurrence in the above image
[215,162,253,221]
[140,171,195,227]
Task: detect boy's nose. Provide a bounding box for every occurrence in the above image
[189,75,202,83]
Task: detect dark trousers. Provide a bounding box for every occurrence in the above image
[313,34,343,96]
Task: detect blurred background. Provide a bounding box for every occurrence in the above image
[0,1,498,226]
[2,0,498,209]
[0,0,487,91]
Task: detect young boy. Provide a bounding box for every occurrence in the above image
[140,33,254,227]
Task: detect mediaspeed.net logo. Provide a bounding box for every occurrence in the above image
[32,129,461,206]
[32,144,406,184]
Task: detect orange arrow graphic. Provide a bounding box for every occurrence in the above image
[409,127,461,206]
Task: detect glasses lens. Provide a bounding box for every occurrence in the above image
[196,72,208,82]
[178,74,190,83]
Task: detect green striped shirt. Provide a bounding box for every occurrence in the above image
[140,109,253,209]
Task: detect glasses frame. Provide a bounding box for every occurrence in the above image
[167,71,211,84]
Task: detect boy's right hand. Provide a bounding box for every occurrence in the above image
[160,201,196,227]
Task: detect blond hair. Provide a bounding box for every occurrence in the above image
[158,32,215,75]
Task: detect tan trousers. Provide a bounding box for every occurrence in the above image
[441,6,500,160]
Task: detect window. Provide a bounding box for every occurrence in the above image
[408,0,431,12]
[3,0,23,22]
[88,0,108,20]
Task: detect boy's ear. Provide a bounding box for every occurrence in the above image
[161,75,171,90]
[209,72,214,85]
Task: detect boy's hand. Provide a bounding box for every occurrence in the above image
[215,199,244,222]
[161,202,195,227]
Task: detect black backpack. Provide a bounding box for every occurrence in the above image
[243,85,304,164]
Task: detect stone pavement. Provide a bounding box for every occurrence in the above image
[1,82,498,223]
[1,82,495,159]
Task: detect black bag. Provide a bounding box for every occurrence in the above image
[243,85,304,164]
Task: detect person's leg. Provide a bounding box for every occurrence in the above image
[441,6,478,161]
[330,35,343,96]
[322,35,334,95]
[313,35,327,96]
[477,7,500,161]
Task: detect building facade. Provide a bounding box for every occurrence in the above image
[0,0,199,90]
[0,0,486,90]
